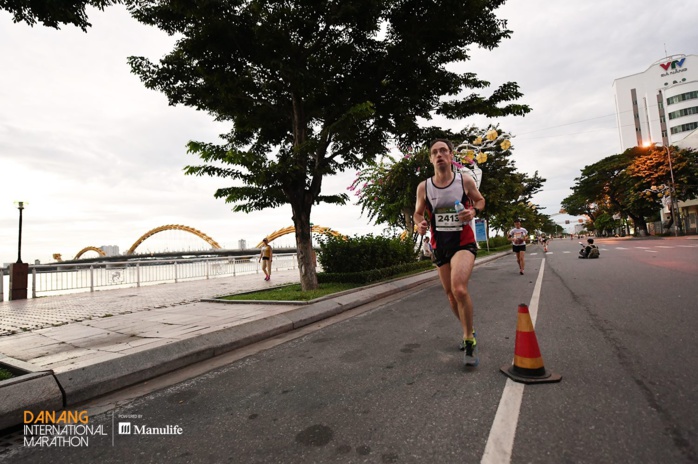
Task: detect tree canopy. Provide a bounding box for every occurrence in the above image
[0,0,120,30]
[562,145,698,236]
[125,1,531,290]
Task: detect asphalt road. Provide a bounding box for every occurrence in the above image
[6,237,698,463]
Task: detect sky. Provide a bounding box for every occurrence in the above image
[1,0,696,265]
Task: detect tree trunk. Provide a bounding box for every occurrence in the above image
[291,203,319,291]
[288,92,319,291]
[629,213,648,236]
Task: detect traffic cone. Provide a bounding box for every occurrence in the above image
[500,303,561,384]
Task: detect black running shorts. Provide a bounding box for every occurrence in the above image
[432,243,478,267]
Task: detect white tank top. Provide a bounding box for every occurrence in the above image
[425,173,475,249]
[425,172,468,217]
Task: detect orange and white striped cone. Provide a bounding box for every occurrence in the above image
[500,303,561,384]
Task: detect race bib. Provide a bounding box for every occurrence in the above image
[513,232,524,245]
[434,207,463,232]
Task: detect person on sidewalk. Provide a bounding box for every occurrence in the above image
[414,138,485,367]
[508,219,528,275]
[259,238,273,281]
[421,234,433,260]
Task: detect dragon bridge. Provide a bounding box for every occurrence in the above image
[256,225,344,248]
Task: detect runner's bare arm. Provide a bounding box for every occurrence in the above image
[457,174,485,222]
[462,174,485,211]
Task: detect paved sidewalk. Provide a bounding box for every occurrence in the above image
[0,253,507,430]
[0,270,301,335]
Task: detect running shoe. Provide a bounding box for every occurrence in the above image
[458,328,476,351]
[464,338,479,366]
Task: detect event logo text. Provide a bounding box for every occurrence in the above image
[23,410,106,447]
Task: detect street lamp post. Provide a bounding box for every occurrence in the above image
[15,201,25,263]
[10,201,29,300]
[663,145,680,236]
[644,143,680,236]
[643,184,677,236]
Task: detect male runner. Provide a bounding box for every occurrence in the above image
[414,139,485,366]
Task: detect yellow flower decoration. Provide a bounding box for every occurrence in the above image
[486,129,498,141]
[473,136,482,145]
[476,152,488,164]
[500,139,511,151]
[465,150,475,161]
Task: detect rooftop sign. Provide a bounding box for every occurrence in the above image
[660,57,687,77]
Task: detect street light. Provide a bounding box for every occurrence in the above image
[643,143,679,236]
[10,201,29,300]
[642,184,677,236]
[13,201,27,263]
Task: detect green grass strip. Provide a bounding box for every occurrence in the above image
[0,367,15,381]
[222,282,360,301]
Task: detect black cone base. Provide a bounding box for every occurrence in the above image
[500,364,562,384]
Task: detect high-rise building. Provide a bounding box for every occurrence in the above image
[100,245,120,257]
[613,54,698,150]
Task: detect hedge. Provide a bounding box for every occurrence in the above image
[318,233,417,274]
[317,260,433,284]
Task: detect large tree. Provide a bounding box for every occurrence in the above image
[564,146,698,236]
[0,0,120,30]
[563,151,650,235]
[127,0,530,290]
[628,145,698,232]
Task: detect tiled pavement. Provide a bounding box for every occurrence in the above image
[0,270,300,336]
[0,270,302,371]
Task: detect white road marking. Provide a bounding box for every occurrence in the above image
[481,260,546,464]
[635,246,650,249]
[616,247,628,250]
[656,246,674,248]
[678,245,698,248]
[644,250,658,253]
[563,251,571,253]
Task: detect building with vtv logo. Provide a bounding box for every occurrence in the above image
[613,54,698,149]
[613,53,698,234]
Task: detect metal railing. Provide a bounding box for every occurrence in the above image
[0,253,297,301]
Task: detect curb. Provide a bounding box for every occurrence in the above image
[0,355,63,431]
[54,314,296,406]
[0,251,507,430]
